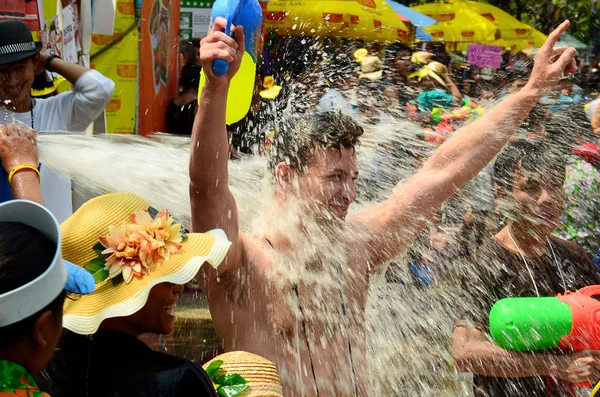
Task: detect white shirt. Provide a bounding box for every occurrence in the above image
[0,70,115,131]
[0,70,115,222]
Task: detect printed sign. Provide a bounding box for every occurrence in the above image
[467,44,503,69]
[61,4,77,63]
[179,0,213,40]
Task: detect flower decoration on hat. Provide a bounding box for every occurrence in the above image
[84,206,187,285]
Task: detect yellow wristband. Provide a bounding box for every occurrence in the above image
[8,165,41,186]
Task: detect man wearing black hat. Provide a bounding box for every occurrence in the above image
[0,20,114,131]
[0,20,114,222]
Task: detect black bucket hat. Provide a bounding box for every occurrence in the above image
[0,20,43,65]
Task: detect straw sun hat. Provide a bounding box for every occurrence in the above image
[203,351,283,397]
[61,193,231,335]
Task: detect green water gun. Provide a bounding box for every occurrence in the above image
[490,286,600,390]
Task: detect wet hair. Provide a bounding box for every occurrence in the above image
[493,139,566,195]
[179,65,201,92]
[269,111,364,172]
[0,222,65,346]
[179,39,199,67]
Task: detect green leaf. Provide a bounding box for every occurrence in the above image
[205,360,224,380]
[217,384,249,397]
[148,206,159,219]
[214,373,247,387]
[112,273,124,286]
[92,242,106,256]
[84,257,106,273]
[91,268,109,283]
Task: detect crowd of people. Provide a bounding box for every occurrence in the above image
[1,14,600,397]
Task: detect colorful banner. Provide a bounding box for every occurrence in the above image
[90,0,137,134]
[179,0,212,40]
[467,44,503,69]
[139,0,179,134]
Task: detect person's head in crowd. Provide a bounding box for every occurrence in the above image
[384,42,413,81]
[516,103,549,140]
[494,138,567,237]
[270,111,363,221]
[42,193,228,396]
[30,73,65,99]
[431,52,451,68]
[478,80,495,101]
[507,71,529,94]
[0,21,43,111]
[179,39,200,70]
[179,64,201,94]
[410,61,448,91]
[0,200,94,377]
[558,76,575,97]
[58,193,228,337]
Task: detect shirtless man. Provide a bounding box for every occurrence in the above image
[191,19,577,396]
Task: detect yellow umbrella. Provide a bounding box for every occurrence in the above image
[412,1,500,43]
[465,1,536,41]
[263,0,411,43]
[495,28,547,52]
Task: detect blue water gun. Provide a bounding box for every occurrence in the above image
[211,0,262,76]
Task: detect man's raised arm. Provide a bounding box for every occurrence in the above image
[190,18,245,276]
[350,21,577,265]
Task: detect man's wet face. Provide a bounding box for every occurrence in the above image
[298,146,359,220]
[0,56,36,106]
[511,167,565,233]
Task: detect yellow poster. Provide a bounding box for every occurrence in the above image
[90,0,138,134]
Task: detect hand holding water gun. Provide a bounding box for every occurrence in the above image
[489,286,600,390]
[199,17,245,84]
[199,0,263,125]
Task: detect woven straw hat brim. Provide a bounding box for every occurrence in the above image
[203,351,283,397]
[60,193,231,335]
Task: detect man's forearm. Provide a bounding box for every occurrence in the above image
[190,82,230,192]
[454,336,553,378]
[46,57,89,85]
[423,85,542,188]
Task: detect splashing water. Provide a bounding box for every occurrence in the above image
[36,115,477,396]
[35,75,596,395]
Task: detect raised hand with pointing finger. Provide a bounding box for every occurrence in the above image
[526,20,578,97]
